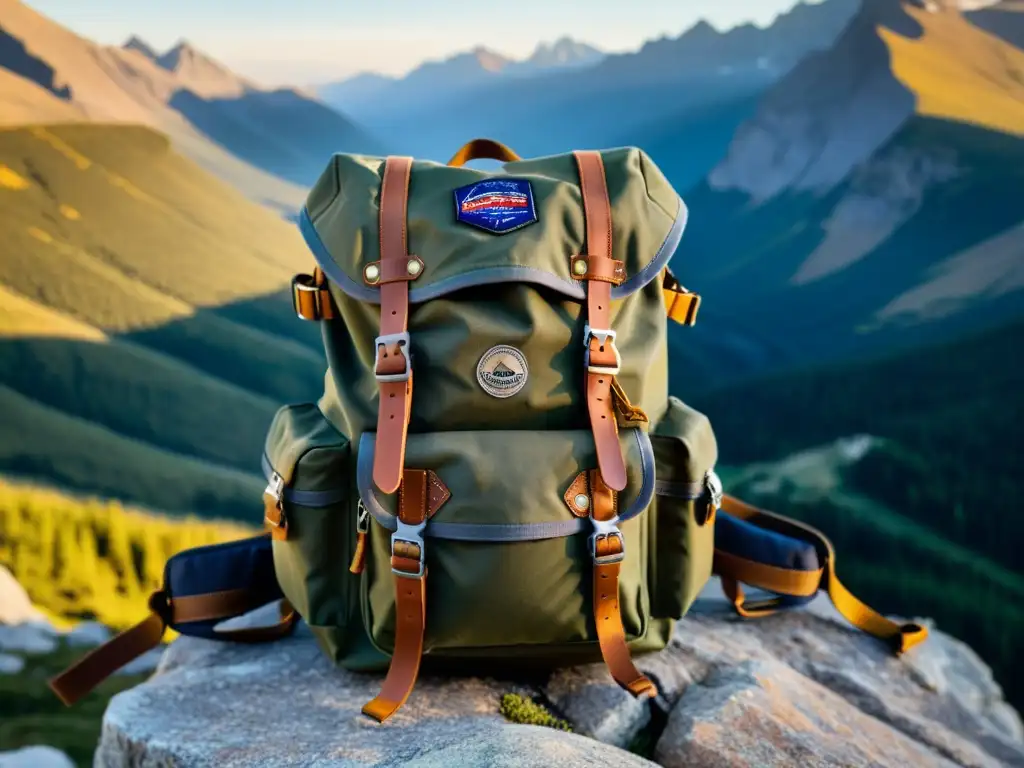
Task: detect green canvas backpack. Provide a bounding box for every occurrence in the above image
[50,138,928,718]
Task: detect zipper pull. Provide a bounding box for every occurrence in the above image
[263,472,289,541]
[349,500,370,574]
[610,379,649,427]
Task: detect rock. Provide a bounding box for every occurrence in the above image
[0,652,25,675]
[114,646,165,676]
[64,620,112,647]
[0,745,75,768]
[0,565,46,625]
[96,581,1023,767]
[0,622,57,654]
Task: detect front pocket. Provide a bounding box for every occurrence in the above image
[355,427,656,656]
[649,396,719,619]
[261,403,355,638]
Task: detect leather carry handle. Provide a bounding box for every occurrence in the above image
[447,138,522,167]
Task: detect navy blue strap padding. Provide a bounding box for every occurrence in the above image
[715,512,819,607]
[164,534,283,639]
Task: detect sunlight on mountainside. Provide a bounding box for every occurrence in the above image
[879,4,1024,136]
[0,476,255,630]
[0,284,107,340]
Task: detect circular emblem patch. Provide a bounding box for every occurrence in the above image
[476,345,529,399]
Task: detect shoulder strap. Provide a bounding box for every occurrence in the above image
[49,534,296,706]
[713,495,928,653]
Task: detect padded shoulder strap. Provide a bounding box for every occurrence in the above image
[50,533,295,706]
[713,494,928,654]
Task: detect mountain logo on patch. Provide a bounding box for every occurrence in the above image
[453,179,538,234]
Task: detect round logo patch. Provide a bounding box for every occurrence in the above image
[476,345,529,399]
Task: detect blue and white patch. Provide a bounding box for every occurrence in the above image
[453,179,538,234]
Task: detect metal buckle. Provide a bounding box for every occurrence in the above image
[588,517,626,565]
[583,325,621,375]
[391,519,427,578]
[374,331,412,383]
[291,274,321,320]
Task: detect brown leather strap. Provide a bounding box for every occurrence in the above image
[574,151,627,492]
[292,266,336,321]
[588,470,656,698]
[49,591,296,706]
[373,156,419,494]
[447,138,522,167]
[363,469,430,722]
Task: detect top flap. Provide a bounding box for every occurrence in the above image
[300,147,687,304]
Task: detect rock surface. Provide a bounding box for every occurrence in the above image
[0,565,46,626]
[0,745,75,768]
[96,579,1023,767]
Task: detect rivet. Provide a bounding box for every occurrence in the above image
[364,264,380,283]
[407,258,422,276]
[572,258,588,276]
[574,494,590,511]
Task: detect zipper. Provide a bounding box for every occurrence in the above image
[348,500,370,574]
[263,471,288,540]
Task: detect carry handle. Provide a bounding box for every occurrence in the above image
[447,138,522,167]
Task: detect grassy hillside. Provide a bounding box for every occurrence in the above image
[687,318,1024,711]
[0,123,325,517]
[0,477,257,767]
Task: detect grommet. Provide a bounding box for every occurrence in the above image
[572,258,588,276]
[407,259,423,277]
[364,264,381,283]
[574,494,590,512]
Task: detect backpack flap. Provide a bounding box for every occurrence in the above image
[50,535,295,707]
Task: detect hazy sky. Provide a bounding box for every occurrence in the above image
[24,0,822,86]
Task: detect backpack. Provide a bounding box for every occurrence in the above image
[50,139,928,719]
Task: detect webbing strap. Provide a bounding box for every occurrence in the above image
[589,470,656,698]
[50,591,296,706]
[662,267,701,326]
[363,469,430,722]
[716,494,928,653]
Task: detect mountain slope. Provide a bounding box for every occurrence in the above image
[0,0,376,206]
[0,122,325,519]
[319,0,859,167]
[674,0,1024,384]
[687,316,1024,712]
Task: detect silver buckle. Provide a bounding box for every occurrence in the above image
[583,325,621,375]
[374,331,411,383]
[588,517,625,565]
[391,519,427,578]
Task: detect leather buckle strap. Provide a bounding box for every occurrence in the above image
[291,269,336,322]
[583,325,621,375]
[374,331,412,383]
[589,517,626,565]
[363,469,430,723]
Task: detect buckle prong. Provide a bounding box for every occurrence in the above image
[374,331,412,383]
[391,519,427,578]
[583,325,621,375]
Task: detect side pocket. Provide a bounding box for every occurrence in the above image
[262,403,353,636]
[649,396,720,619]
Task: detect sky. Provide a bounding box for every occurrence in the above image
[24,0,821,87]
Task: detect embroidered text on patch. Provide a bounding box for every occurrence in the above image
[453,179,538,234]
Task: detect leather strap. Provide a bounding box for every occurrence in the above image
[50,591,296,706]
[718,494,929,653]
[363,469,430,722]
[588,469,656,698]
[447,138,522,167]
[292,266,336,321]
[373,156,418,494]
[574,150,627,492]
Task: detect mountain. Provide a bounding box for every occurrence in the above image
[318,0,860,168]
[317,36,603,116]
[685,314,1024,712]
[122,34,159,62]
[0,0,378,209]
[672,0,1024,388]
[0,122,326,519]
